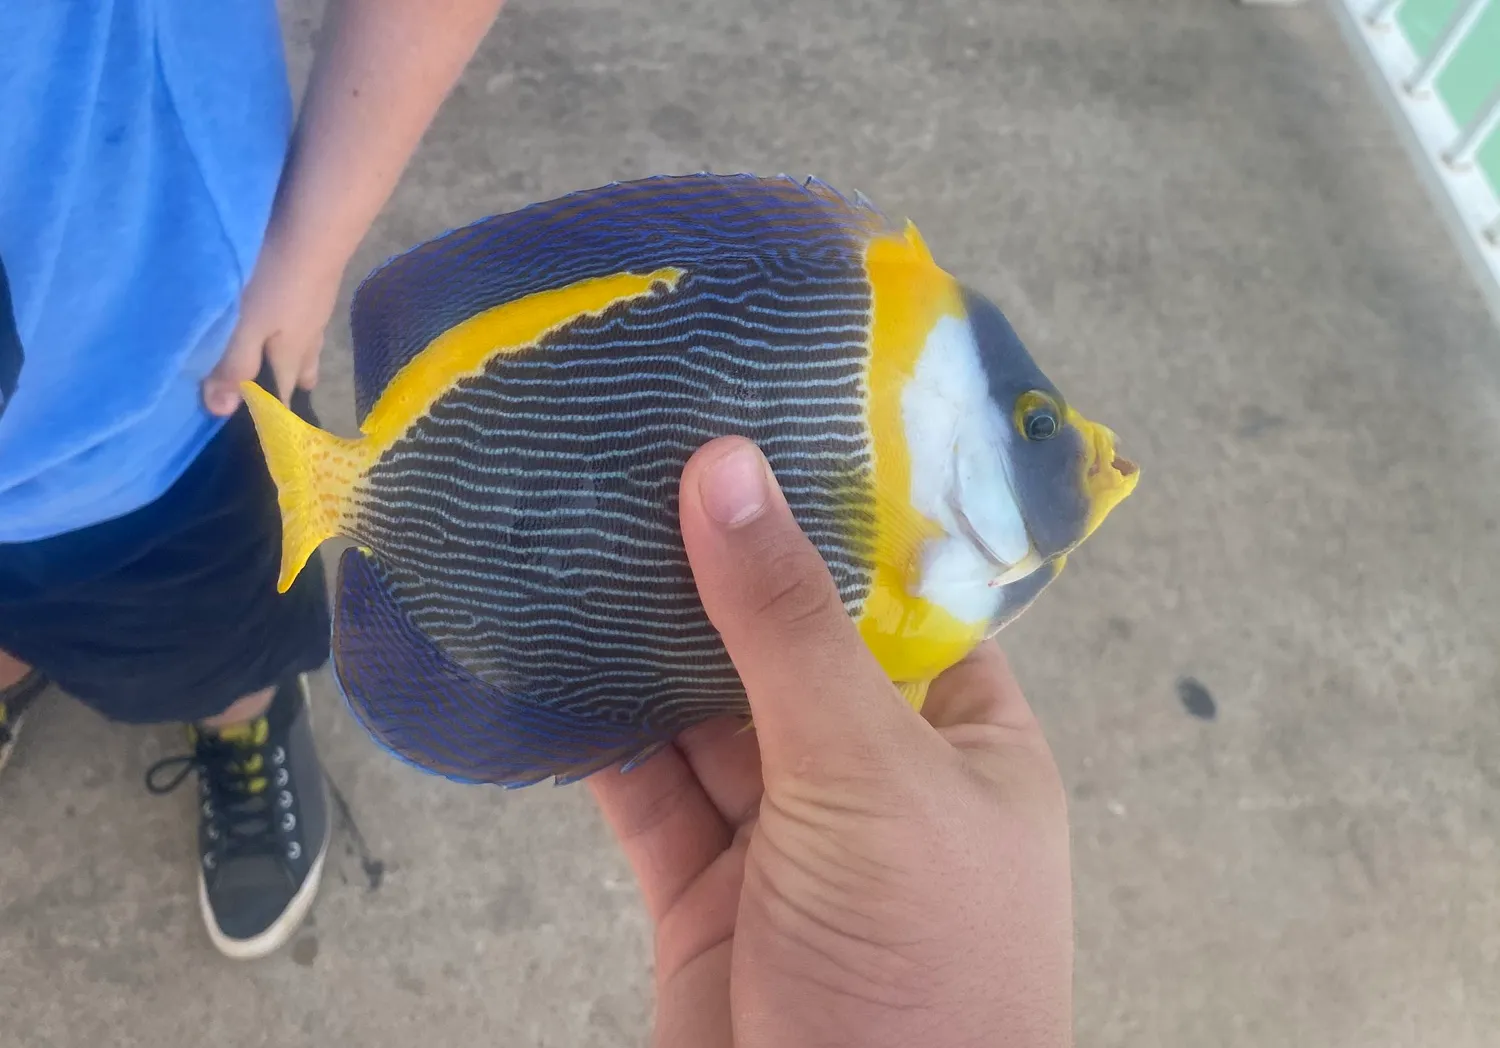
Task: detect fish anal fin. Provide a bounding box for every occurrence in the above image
[553,739,673,786]
[618,740,671,774]
[332,549,666,787]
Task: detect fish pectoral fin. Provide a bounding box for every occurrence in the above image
[896,679,931,711]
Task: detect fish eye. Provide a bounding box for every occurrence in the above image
[1024,410,1058,441]
[1014,390,1061,442]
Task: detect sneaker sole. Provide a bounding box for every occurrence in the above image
[0,671,47,779]
[199,824,330,960]
[0,711,24,778]
[199,673,332,961]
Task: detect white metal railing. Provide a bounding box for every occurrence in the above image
[1322,0,1500,325]
[1400,0,1489,93]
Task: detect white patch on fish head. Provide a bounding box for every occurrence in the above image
[900,313,1040,625]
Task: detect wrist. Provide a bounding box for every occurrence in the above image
[258,197,356,288]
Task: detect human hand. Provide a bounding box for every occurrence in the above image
[201,220,344,416]
[589,436,1075,1048]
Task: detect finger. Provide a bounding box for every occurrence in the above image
[202,327,266,416]
[586,744,732,923]
[674,716,764,827]
[654,937,736,1048]
[296,339,323,392]
[919,639,1037,732]
[262,331,302,407]
[652,841,744,1048]
[678,436,920,777]
[927,640,1066,808]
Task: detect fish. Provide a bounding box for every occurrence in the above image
[241,172,1139,788]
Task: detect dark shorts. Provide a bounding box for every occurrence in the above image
[0,386,331,724]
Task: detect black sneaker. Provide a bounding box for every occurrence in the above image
[146,673,331,959]
[0,669,47,777]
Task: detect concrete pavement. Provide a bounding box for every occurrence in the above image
[2,0,1497,1044]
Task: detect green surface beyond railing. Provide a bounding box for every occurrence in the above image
[1397,0,1500,192]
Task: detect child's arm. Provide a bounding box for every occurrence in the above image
[203,0,508,416]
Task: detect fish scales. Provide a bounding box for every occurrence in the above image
[346,249,879,772]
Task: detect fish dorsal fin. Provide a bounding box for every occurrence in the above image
[348,173,903,422]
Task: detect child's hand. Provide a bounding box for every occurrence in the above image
[195,0,507,418]
[201,222,343,416]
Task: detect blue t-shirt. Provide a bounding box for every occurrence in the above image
[0,2,292,543]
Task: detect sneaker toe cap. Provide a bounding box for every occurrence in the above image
[205,859,297,942]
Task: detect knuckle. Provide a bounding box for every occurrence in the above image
[213,347,259,380]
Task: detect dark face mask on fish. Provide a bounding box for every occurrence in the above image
[897,288,1137,633]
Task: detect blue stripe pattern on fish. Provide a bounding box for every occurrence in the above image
[239,172,1143,787]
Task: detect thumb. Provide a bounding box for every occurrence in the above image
[678,436,921,777]
[202,325,266,416]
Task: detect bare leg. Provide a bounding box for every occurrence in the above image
[0,650,31,691]
[199,686,275,730]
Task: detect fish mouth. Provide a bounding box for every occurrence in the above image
[947,407,1138,591]
[1068,407,1139,542]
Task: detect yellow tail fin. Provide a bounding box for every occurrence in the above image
[239,382,375,593]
